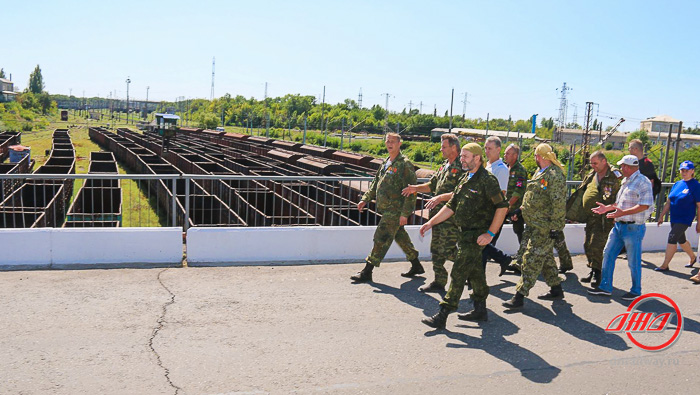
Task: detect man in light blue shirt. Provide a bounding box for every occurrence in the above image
[482,136,512,274]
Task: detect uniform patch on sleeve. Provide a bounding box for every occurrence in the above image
[491,193,505,204]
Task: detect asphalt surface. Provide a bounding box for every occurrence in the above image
[1,252,699,394]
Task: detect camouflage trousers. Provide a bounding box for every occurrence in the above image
[366,213,419,267]
[429,220,459,286]
[515,226,561,297]
[440,231,488,311]
[584,215,615,270]
[513,228,572,270]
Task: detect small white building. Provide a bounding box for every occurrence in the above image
[640,115,682,135]
[0,78,17,102]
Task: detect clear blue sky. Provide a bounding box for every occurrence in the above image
[4,0,700,131]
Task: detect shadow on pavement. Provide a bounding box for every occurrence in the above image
[424,313,561,384]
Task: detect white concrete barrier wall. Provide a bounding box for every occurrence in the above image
[1,223,697,269]
[0,227,183,269]
[186,222,699,265]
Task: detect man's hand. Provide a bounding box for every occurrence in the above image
[401,185,417,197]
[657,218,663,226]
[606,209,624,219]
[420,222,432,237]
[357,201,366,211]
[425,196,441,210]
[399,216,408,226]
[477,233,493,246]
[592,202,615,215]
[696,222,700,234]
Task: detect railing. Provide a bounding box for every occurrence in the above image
[0,174,677,230]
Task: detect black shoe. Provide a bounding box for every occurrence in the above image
[419,281,445,293]
[499,255,513,277]
[587,287,611,296]
[350,270,372,283]
[538,284,564,300]
[402,260,425,278]
[457,300,488,322]
[559,267,572,274]
[591,269,601,287]
[506,263,522,275]
[581,270,595,283]
[421,306,452,329]
[621,292,640,301]
[503,292,525,309]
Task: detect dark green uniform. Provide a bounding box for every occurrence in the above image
[576,166,621,270]
[439,166,508,311]
[515,165,566,297]
[506,160,528,242]
[362,153,419,266]
[427,158,465,286]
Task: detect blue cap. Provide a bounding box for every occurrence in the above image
[680,160,694,170]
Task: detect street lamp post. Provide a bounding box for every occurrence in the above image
[126,77,131,124]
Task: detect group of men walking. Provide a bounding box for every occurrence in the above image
[351,132,655,329]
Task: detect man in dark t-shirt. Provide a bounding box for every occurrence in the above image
[629,139,661,197]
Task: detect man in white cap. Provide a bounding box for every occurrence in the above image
[588,154,653,301]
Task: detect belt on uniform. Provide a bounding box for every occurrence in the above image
[617,221,636,225]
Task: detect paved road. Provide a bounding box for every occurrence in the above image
[1,252,698,394]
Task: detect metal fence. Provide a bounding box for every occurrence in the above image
[0,173,677,230]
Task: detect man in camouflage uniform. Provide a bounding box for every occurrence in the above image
[421,143,509,328]
[570,151,621,286]
[402,133,464,292]
[351,133,423,283]
[503,144,528,243]
[503,143,567,309]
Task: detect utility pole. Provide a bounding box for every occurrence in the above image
[580,101,594,175]
[448,88,454,133]
[381,92,391,134]
[321,86,327,146]
[264,82,269,138]
[461,92,469,119]
[556,82,572,142]
[210,57,215,100]
[125,77,131,125]
[358,88,363,109]
[419,101,423,114]
[145,86,150,120]
[408,101,413,113]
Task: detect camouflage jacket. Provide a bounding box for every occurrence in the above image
[362,153,417,217]
[428,157,465,217]
[506,160,529,211]
[580,166,622,207]
[446,166,508,232]
[521,164,566,231]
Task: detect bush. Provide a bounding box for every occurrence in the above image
[412,148,425,162]
[605,142,613,150]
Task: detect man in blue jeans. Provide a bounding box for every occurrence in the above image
[587,155,653,301]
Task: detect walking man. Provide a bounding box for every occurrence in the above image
[503,144,567,309]
[421,143,508,328]
[351,133,424,283]
[588,155,653,300]
[402,133,464,292]
[481,136,513,274]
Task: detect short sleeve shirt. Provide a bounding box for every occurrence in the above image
[668,178,700,225]
[486,159,509,192]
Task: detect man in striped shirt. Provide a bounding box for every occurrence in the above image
[588,155,653,301]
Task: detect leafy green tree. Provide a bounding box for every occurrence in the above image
[28,65,44,94]
[626,130,651,149]
[198,112,219,129]
[0,68,5,78]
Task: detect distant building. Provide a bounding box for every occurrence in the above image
[640,115,682,135]
[0,78,17,102]
[430,127,536,143]
[559,127,700,153]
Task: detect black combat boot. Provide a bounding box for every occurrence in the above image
[497,255,513,277]
[350,263,374,283]
[538,284,564,300]
[558,266,572,274]
[418,281,445,293]
[421,306,452,329]
[458,300,488,322]
[591,269,602,287]
[503,292,525,309]
[580,269,595,283]
[401,258,425,278]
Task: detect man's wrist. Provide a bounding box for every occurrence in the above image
[487,230,495,237]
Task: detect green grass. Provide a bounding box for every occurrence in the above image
[13,115,164,227]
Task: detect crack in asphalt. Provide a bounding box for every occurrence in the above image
[148,268,182,395]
